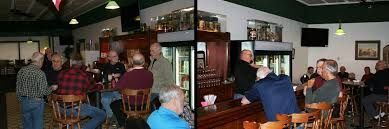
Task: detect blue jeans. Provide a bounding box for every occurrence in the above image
[234,93,245,100]
[101,91,121,118]
[63,104,106,129]
[20,96,45,129]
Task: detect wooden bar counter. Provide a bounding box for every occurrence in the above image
[196,85,305,129]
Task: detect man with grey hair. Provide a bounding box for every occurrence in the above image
[16,52,58,129]
[305,59,340,104]
[102,50,125,122]
[149,43,173,109]
[241,67,300,121]
[147,85,190,129]
[110,53,154,128]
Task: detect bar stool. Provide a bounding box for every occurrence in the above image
[305,102,333,129]
[375,86,389,128]
[330,95,349,129]
[345,84,359,119]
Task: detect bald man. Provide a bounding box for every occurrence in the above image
[234,50,258,99]
[110,53,154,127]
[363,61,389,120]
[241,67,300,121]
[101,50,126,121]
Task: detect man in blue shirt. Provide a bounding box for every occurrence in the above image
[241,67,300,121]
[147,85,190,129]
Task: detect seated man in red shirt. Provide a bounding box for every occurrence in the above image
[56,53,106,129]
[110,53,154,128]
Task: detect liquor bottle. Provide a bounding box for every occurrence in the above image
[111,74,116,89]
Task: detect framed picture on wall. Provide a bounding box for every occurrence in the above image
[355,40,380,60]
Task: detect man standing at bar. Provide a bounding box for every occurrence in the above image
[16,52,57,129]
[149,43,174,109]
[241,67,300,121]
[101,50,125,122]
[234,50,259,99]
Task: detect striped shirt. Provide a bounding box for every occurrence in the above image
[16,64,52,101]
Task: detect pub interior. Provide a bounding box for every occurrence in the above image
[1,0,389,129]
[196,0,389,129]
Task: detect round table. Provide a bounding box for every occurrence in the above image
[342,81,370,129]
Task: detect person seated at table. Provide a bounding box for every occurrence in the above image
[361,66,374,82]
[338,66,349,81]
[110,53,153,128]
[147,85,190,129]
[56,53,106,129]
[241,67,300,121]
[101,50,126,122]
[300,66,314,84]
[362,60,389,120]
[305,59,340,104]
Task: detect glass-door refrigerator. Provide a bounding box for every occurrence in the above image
[254,41,293,78]
[230,40,293,79]
[161,41,195,109]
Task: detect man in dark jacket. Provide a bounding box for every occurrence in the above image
[241,67,300,121]
[362,61,389,119]
[234,50,259,99]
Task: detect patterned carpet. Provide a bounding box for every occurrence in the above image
[6,92,114,129]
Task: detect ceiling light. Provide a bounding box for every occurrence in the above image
[181,7,194,12]
[105,0,120,10]
[26,37,33,44]
[335,22,345,36]
[69,18,79,24]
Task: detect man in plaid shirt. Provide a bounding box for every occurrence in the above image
[56,53,106,129]
[16,52,58,129]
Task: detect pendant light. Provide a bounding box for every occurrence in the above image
[69,18,79,24]
[105,0,120,10]
[335,20,346,36]
[26,37,33,44]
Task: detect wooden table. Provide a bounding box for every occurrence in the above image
[342,81,368,129]
[197,85,305,129]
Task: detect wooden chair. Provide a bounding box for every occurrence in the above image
[275,114,292,129]
[243,121,259,129]
[291,113,310,129]
[375,86,389,128]
[330,95,349,129]
[259,121,285,129]
[49,94,86,129]
[276,111,320,129]
[305,102,333,129]
[121,88,151,119]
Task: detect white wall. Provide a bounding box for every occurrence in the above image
[308,22,389,80]
[0,36,50,52]
[198,0,308,83]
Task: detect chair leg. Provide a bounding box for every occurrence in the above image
[78,123,81,129]
[378,105,382,126]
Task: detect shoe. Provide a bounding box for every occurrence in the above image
[380,112,385,117]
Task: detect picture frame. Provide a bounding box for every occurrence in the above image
[355,40,380,60]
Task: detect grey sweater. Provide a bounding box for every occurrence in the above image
[305,79,340,104]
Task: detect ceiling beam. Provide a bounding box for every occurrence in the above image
[62,0,101,20]
[22,0,36,20]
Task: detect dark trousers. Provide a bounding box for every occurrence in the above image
[110,100,149,127]
[362,94,387,118]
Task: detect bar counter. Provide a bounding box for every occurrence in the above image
[197,85,306,129]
